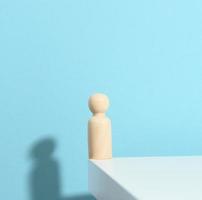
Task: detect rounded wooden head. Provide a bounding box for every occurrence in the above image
[88,93,109,114]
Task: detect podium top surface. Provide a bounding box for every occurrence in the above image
[91,156,202,200]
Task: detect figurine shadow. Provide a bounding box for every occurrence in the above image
[29,137,95,200]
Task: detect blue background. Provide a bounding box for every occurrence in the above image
[0,0,202,199]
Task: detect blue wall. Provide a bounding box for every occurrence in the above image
[1,0,202,199]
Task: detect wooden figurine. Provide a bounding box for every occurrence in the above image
[88,93,112,160]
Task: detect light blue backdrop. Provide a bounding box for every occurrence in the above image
[1,0,202,199]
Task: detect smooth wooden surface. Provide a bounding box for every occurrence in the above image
[89,156,202,200]
[88,93,112,159]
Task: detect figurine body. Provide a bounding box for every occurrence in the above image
[88,93,112,159]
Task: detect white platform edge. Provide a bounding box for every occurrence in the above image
[88,156,202,200]
[88,160,137,200]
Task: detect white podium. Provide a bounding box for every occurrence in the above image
[89,156,202,200]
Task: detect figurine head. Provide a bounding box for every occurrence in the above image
[88,93,109,114]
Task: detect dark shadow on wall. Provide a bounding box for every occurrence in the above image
[29,138,95,200]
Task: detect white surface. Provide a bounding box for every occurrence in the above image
[89,156,202,200]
